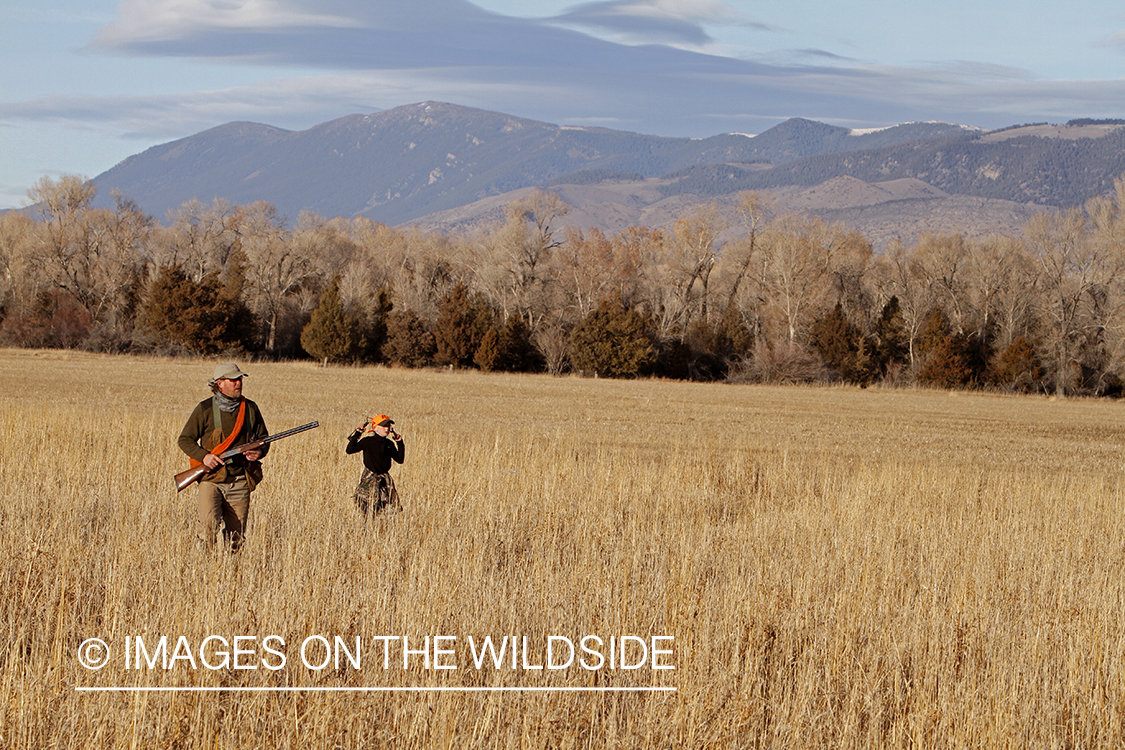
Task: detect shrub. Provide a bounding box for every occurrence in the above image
[917,333,973,388]
[140,264,253,354]
[569,299,655,378]
[990,337,1043,392]
[655,319,727,381]
[715,303,754,361]
[0,290,91,349]
[729,340,829,385]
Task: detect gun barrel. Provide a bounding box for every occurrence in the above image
[261,420,319,444]
[220,421,319,457]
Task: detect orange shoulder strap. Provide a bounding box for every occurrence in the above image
[189,398,247,469]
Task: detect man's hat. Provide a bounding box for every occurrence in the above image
[372,414,394,426]
[209,362,249,385]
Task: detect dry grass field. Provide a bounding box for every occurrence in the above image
[3,347,1125,748]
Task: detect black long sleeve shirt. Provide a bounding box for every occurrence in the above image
[345,430,405,474]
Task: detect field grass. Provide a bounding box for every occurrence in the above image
[3,347,1125,748]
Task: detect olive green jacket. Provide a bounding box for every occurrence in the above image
[177,397,269,486]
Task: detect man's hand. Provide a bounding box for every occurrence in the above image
[204,449,260,469]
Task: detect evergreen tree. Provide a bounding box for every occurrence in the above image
[360,286,393,363]
[501,315,539,372]
[569,298,655,378]
[434,282,493,368]
[917,308,952,358]
[218,249,256,349]
[914,307,989,388]
[810,303,870,383]
[300,276,362,364]
[141,264,251,354]
[917,333,972,388]
[715,302,754,361]
[990,336,1042,392]
[473,325,504,373]
[661,318,727,381]
[473,315,542,373]
[382,308,436,368]
[871,296,908,376]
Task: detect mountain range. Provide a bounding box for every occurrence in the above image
[90,102,1125,247]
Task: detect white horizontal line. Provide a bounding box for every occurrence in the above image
[77,686,676,693]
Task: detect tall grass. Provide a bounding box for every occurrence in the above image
[2,348,1125,748]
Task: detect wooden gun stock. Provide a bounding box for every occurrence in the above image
[174,421,319,492]
[174,463,213,493]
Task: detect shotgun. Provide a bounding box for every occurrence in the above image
[174,421,319,492]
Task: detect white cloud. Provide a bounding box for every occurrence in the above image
[549,0,772,46]
[0,72,588,139]
[93,0,363,47]
[11,0,1121,149]
[581,0,741,24]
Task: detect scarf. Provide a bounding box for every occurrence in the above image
[214,393,242,413]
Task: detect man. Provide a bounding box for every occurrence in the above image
[345,413,405,514]
[178,362,269,550]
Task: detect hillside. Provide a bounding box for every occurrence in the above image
[407,174,1044,250]
[91,102,974,225]
[658,122,1125,206]
[88,103,1125,243]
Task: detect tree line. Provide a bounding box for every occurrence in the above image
[3,174,1125,395]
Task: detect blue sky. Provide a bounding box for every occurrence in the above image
[2,0,1124,209]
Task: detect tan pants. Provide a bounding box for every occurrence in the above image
[197,478,251,550]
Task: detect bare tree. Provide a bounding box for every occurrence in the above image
[1024,207,1120,395]
[1084,178,1125,391]
[157,198,246,281]
[552,228,612,320]
[0,211,39,325]
[26,176,98,314]
[964,236,1038,353]
[667,202,726,331]
[393,229,460,322]
[911,233,971,334]
[239,202,319,352]
[474,190,570,330]
[722,191,774,309]
[827,229,873,324]
[752,214,847,346]
[869,239,937,370]
[292,211,360,281]
[23,177,150,338]
[635,205,725,341]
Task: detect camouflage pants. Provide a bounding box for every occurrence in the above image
[354,469,399,515]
